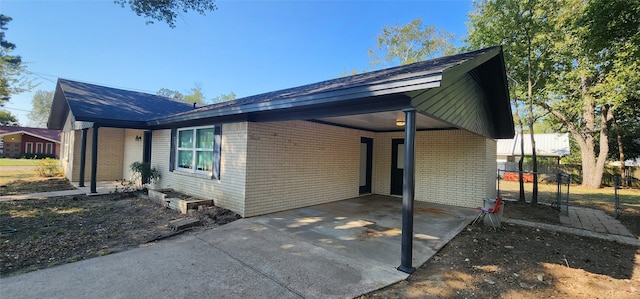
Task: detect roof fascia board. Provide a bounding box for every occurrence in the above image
[440,47,501,82]
[72,121,95,130]
[71,118,148,129]
[249,94,413,123]
[149,76,442,126]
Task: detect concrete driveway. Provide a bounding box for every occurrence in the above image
[0,195,476,298]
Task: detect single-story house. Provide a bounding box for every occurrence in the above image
[48,46,513,271]
[0,126,61,158]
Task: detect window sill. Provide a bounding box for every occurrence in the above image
[172,169,212,180]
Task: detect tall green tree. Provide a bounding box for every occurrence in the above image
[114,0,217,28]
[539,0,640,188]
[1,15,34,106]
[368,17,455,68]
[27,90,54,128]
[467,0,558,202]
[0,109,19,126]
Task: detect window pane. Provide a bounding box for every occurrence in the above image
[178,130,193,148]
[177,150,193,169]
[196,128,214,148]
[196,151,213,172]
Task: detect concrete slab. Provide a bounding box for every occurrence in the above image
[0,195,476,299]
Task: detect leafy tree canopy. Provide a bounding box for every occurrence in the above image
[211,91,235,104]
[27,90,54,128]
[114,0,217,28]
[0,109,19,126]
[1,15,35,105]
[368,17,455,68]
[156,88,184,100]
[183,83,206,104]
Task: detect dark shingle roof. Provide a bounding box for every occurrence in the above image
[168,47,493,118]
[52,79,194,127]
[0,126,61,142]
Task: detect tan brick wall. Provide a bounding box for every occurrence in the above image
[244,121,372,217]
[122,129,145,182]
[372,130,496,208]
[147,120,496,217]
[69,127,125,182]
[150,123,248,216]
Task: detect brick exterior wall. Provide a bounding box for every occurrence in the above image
[149,123,248,216]
[146,120,497,217]
[373,130,497,208]
[67,127,125,182]
[243,121,374,217]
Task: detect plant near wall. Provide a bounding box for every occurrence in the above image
[37,158,61,177]
[129,161,160,187]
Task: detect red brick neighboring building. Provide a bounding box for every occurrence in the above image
[0,126,61,158]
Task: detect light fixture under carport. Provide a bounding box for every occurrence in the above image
[395,114,406,127]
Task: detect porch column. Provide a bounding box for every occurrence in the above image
[90,126,99,194]
[78,128,88,187]
[398,107,417,274]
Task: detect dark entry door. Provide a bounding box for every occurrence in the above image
[359,137,373,194]
[391,138,404,195]
[143,131,152,164]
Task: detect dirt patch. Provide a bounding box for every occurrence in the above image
[0,181,239,278]
[0,178,76,196]
[364,201,640,298]
[502,200,562,225]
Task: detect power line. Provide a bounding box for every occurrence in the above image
[1,106,33,113]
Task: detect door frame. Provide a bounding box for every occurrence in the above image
[390,138,404,195]
[359,137,373,194]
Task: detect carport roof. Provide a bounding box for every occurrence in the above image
[149,46,513,139]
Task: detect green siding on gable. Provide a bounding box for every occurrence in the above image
[410,72,494,138]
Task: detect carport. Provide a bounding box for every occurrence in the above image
[148,46,514,273]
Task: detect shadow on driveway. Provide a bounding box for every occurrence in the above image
[0,195,476,299]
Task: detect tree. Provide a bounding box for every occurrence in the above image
[114,0,217,28]
[27,90,54,128]
[211,91,235,104]
[183,83,206,104]
[1,15,34,106]
[467,0,558,202]
[539,0,640,188]
[609,98,640,185]
[0,109,18,126]
[368,18,455,68]
[156,88,184,100]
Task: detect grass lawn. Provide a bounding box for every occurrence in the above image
[0,158,42,166]
[499,179,640,236]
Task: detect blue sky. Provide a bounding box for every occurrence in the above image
[2,0,475,126]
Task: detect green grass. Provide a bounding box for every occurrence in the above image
[0,158,42,166]
[498,180,640,206]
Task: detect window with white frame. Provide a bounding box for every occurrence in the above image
[45,143,53,154]
[25,142,33,154]
[176,126,214,173]
[36,142,43,153]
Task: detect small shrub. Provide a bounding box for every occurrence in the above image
[37,158,62,177]
[130,161,160,186]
